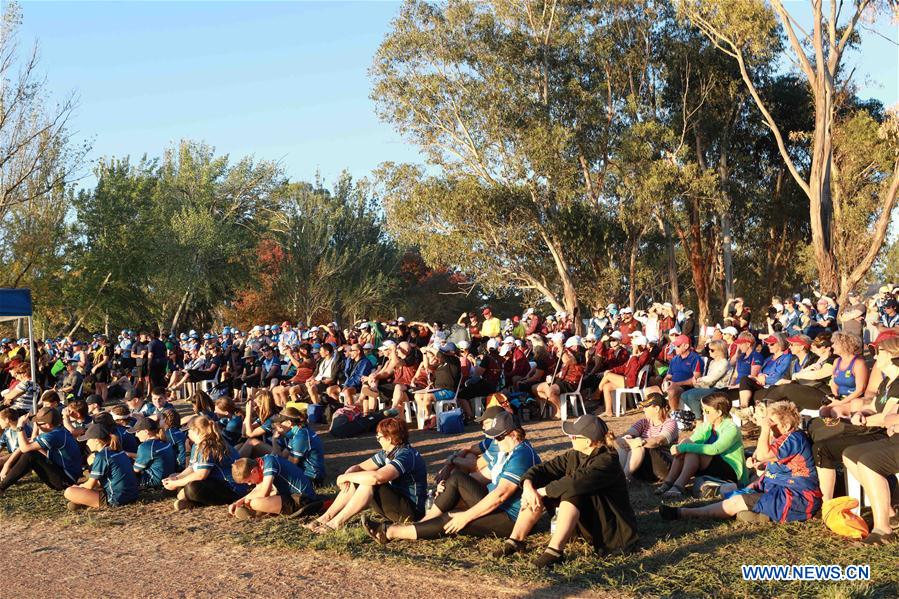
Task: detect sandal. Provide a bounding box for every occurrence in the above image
[661,485,685,499]
[492,538,527,558]
[361,514,389,545]
[532,547,564,569]
[854,531,896,546]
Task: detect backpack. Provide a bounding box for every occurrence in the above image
[822,497,869,540]
[307,403,326,424]
[436,408,464,434]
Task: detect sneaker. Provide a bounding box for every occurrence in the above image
[492,538,527,558]
[173,498,194,512]
[361,514,390,545]
[233,506,255,521]
[532,547,564,569]
[384,408,400,417]
[735,510,771,524]
[654,482,673,496]
[661,485,685,499]
[659,504,680,521]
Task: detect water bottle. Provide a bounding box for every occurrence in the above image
[426,489,435,510]
[550,512,558,535]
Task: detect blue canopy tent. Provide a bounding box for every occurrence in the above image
[0,289,38,412]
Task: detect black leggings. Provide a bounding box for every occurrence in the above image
[810,422,888,468]
[763,383,828,410]
[0,451,74,492]
[183,478,238,506]
[413,471,515,539]
[633,447,673,482]
[368,483,419,524]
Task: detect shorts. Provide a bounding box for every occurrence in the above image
[368,484,420,524]
[432,388,455,401]
[312,382,330,395]
[697,454,739,483]
[187,369,216,383]
[94,367,110,384]
[280,492,314,516]
[844,436,899,478]
[556,380,576,394]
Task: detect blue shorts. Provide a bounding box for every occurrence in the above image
[432,388,455,401]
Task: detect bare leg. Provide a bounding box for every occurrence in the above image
[508,506,544,541]
[817,467,836,503]
[857,463,894,534]
[673,453,710,489]
[546,500,581,551]
[677,493,756,519]
[327,483,375,529]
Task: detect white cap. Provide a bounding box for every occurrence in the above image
[564,335,583,348]
[310,326,320,332]
[558,311,568,318]
[499,344,512,356]
[359,322,370,329]
[584,333,597,341]
[378,340,396,350]
[362,343,373,349]
[457,340,470,350]
[251,325,262,332]
[524,308,534,316]
[513,339,523,347]
[663,302,672,308]
[610,331,623,340]
[721,326,738,336]
[772,303,784,312]
[503,335,515,344]
[487,338,500,350]
[397,316,407,323]
[550,332,566,342]
[630,333,648,345]
[801,298,813,306]
[620,307,633,314]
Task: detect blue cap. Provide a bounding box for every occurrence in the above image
[222,327,232,335]
[179,333,188,340]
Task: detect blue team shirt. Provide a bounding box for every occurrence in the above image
[488,441,541,520]
[760,352,793,385]
[669,351,703,383]
[286,425,326,481]
[218,414,244,446]
[372,445,428,517]
[189,444,248,494]
[36,427,82,482]
[0,423,31,453]
[166,428,188,470]
[133,439,177,488]
[477,436,501,469]
[115,425,139,454]
[261,455,316,498]
[89,447,139,506]
[735,351,764,384]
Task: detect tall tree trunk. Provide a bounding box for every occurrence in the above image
[170,289,191,331]
[65,272,113,338]
[663,220,680,305]
[628,235,639,310]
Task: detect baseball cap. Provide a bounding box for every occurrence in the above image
[440,342,457,354]
[78,422,112,442]
[481,306,492,315]
[476,404,509,423]
[127,416,159,434]
[787,335,812,348]
[272,406,304,423]
[503,336,515,344]
[734,335,755,345]
[763,335,779,344]
[33,406,59,425]
[359,322,371,329]
[457,340,470,350]
[673,334,691,347]
[584,333,597,342]
[85,394,103,406]
[550,332,566,342]
[721,326,738,337]
[486,338,500,350]
[378,340,397,351]
[362,342,374,350]
[873,330,899,346]
[564,336,583,348]
[482,411,517,439]
[397,317,407,323]
[630,333,648,346]
[561,414,609,442]
[610,331,623,340]
[638,392,667,409]
[620,307,633,314]
[498,344,512,356]
[885,298,899,309]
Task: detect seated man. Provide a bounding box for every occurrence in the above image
[326,344,373,407]
[0,407,82,494]
[663,334,702,410]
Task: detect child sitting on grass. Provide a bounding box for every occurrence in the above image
[271,407,326,485]
[660,401,821,524]
[0,408,31,476]
[129,416,177,489]
[214,397,243,447]
[228,455,320,519]
[0,407,82,494]
[64,422,139,510]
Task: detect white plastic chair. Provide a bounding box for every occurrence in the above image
[472,396,486,418]
[613,365,652,417]
[560,376,586,421]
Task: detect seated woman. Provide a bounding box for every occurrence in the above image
[305,417,426,533]
[228,455,319,519]
[272,343,315,406]
[679,339,731,417]
[364,411,539,545]
[616,393,678,483]
[535,337,586,419]
[730,333,793,412]
[658,393,748,499]
[0,407,82,494]
[817,331,869,419]
[493,415,638,568]
[186,389,217,425]
[0,407,31,475]
[161,415,248,510]
[358,342,399,415]
[64,422,139,510]
[841,338,899,545]
[516,342,551,396]
[0,363,36,412]
[434,404,510,485]
[661,401,821,524]
[238,389,279,458]
[129,415,177,489]
[413,345,461,428]
[214,397,244,447]
[762,333,836,410]
[595,334,651,418]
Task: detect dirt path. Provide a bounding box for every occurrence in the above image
[5,518,606,599]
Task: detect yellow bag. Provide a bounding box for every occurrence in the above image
[822,497,869,540]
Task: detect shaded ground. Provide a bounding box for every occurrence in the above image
[1,406,897,598]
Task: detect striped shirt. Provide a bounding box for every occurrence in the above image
[627,417,679,446]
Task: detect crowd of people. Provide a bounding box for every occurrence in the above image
[1,283,898,563]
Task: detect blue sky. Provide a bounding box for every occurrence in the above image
[11,1,899,190]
